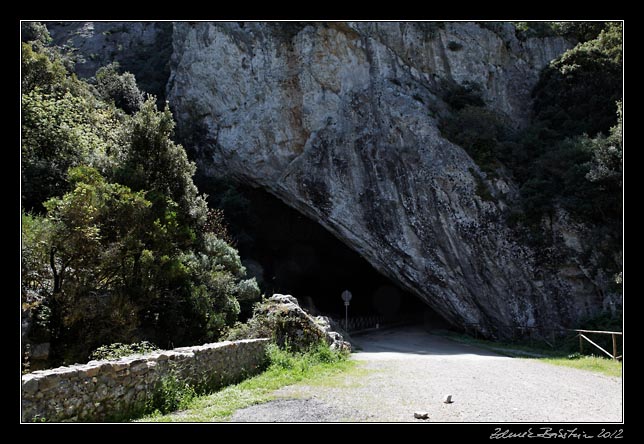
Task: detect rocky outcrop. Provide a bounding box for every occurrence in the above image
[227,294,351,352]
[43,21,617,337]
[165,22,602,337]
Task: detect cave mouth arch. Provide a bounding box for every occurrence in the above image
[201,179,449,330]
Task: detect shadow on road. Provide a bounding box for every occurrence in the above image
[351,325,501,357]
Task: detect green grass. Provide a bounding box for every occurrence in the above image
[136,343,358,422]
[539,355,622,378]
[442,332,622,377]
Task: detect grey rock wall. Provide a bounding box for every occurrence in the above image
[21,338,269,422]
[40,21,614,337]
[166,22,599,336]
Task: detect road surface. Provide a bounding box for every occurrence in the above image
[230,325,623,422]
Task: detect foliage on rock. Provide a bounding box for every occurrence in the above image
[226,294,351,352]
[95,62,144,114]
[89,341,160,361]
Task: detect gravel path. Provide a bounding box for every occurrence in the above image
[230,326,622,422]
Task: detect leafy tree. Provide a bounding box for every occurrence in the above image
[21,89,123,211]
[21,212,54,306]
[119,97,208,236]
[95,63,144,114]
[41,167,151,360]
[21,43,258,363]
[532,22,622,138]
[440,105,510,169]
[512,21,607,43]
[587,101,622,186]
[554,21,606,43]
[21,42,67,94]
[21,21,52,45]
[513,22,560,40]
[507,24,622,232]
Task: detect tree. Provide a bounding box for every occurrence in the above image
[21,89,123,211]
[21,21,52,45]
[21,212,54,306]
[21,39,258,366]
[95,63,144,114]
[587,101,623,187]
[440,105,510,169]
[41,166,152,362]
[21,42,66,94]
[554,22,606,43]
[532,23,622,138]
[119,98,208,235]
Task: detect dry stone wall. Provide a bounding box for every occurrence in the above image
[21,338,269,422]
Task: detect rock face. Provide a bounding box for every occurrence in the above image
[43,21,618,337]
[167,22,598,337]
[227,294,351,352]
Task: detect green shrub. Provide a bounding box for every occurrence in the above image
[440,80,485,111]
[554,22,607,43]
[89,341,160,361]
[21,22,52,45]
[266,343,297,370]
[560,310,622,357]
[513,22,561,40]
[150,372,197,414]
[440,105,510,170]
[308,341,346,364]
[532,23,622,139]
[95,63,144,114]
[266,340,348,373]
[225,298,325,352]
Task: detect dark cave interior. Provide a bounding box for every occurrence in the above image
[201,179,447,326]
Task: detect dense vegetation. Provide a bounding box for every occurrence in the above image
[440,22,622,280]
[21,23,260,367]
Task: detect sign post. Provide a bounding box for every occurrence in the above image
[341,290,352,331]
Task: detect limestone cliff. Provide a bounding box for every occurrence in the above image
[44,21,618,337]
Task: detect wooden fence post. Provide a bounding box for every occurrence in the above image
[612,334,617,360]
[579,334,583,354]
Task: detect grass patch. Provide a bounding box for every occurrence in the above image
[539,355,622,378]
[136,342,357,422]
[441,331,622,377]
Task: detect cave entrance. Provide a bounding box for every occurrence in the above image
[202,179,446,331]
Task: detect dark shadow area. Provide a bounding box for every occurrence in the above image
[351,325,503,357]
[196,177,447,326]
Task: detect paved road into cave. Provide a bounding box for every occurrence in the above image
[230,325,623,422]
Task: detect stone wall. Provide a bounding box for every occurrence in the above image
[21,338,270,422]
